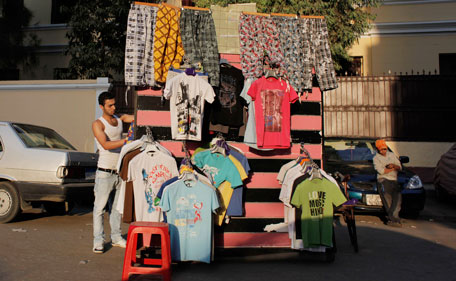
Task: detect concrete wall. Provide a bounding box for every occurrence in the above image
[387,141,453,168]
[0,78,111,153]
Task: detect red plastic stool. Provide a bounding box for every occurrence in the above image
[121,222,171,281]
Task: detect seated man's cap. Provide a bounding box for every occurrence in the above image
[375,139,387,150]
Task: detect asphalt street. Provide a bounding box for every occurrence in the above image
[1,184,456,281]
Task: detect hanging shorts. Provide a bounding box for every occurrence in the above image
[153,4,185,83]
[239,13,285,79]
[124,3,158,86]
[180,9,220,87]
[301,18,338,91]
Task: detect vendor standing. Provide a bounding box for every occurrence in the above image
[91,91,134,253]
[373,139,402,227]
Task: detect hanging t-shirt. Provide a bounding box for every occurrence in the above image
[248,77,298,149]
[127,150,179,222]
[290,178,347,248]
[226,148,250,217]
[160,179,219,263]
[164,72,215,141]
[192,150,243,188]
[210,63,246,127]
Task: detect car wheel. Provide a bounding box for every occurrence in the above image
[0,182,21,223]
[43,201,74,216]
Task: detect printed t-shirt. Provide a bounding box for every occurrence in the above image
[164,72,215,141]
[128,150,179,222]
[291,178,347,247]
[248,77,298,149]
[241,79,272,151]
[160,180,219,263]
[192,150,243,188]
[210,63,246,127]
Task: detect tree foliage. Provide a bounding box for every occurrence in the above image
[195,0,380,71]
[61,0,130,79]
[0,0,40,78]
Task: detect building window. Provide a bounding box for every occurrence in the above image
[439,53,456,75]
[51,0,74,24]
[338,56,363,76]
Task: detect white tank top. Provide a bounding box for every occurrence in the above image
[95,116,123,169]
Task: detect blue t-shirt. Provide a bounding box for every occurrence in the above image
[160,180,219,263]
[193,150,243,188]
[226,148,250,216]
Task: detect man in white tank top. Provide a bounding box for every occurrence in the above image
[91,91,134,253]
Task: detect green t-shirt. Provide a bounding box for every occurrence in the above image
[291,177,347,247]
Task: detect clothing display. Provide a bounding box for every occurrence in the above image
[291,178,347,248]
[164,72,215,141]
[210,63,246,127]
[127,146,179,222]
[124,3,158,86]
[276,157,347,250]
[239,13,285,79]
[248,77,299,149]
[274,16,338,92]
[123,4,344,258]
[239,13,338,92]
[153,3,184,83]
[160,178,219,263]
[180,9,220,87]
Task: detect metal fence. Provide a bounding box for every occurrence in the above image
[323,75,456,142]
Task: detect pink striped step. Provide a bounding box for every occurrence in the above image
[137,110,321,131]
[215,232,290,248]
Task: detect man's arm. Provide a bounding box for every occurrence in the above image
[92,120,125,150]
[374,155,394,175]
[120,114,134,124]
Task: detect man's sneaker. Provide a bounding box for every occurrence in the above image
[93,245,104,254]
[112,239,127,248]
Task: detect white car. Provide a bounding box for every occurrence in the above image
[0,121,98,223]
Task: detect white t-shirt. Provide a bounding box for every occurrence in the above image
[127,149,179,222]
[164,73,215,141]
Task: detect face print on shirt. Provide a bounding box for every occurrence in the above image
[261,89,284,132]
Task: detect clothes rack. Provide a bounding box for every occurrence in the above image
[242,11,325,19]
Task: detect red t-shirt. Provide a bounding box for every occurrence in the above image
[248,77,298,149]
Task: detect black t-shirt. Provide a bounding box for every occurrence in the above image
[210,63,245,127]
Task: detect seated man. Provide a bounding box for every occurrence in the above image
[373,139,402,227]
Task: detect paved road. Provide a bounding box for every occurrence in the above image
[1,184,456,281]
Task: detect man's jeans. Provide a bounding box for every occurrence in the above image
[378,179,402,222]
[93,170,123,247]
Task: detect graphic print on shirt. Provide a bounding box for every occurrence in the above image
[261,89,284,132]
[308,191,326,218]
[175,81,201,137]
[142,165,174,213]
[174,194,204,236]
[201,164,219,184]
[219,75,237,109]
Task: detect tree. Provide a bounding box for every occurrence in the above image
[61,0,130,79]
[0,0,40,80]
[194,0,380,71]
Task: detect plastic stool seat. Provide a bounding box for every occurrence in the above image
[122,222,171,281]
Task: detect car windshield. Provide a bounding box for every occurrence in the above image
[12,123,76,150]
[324,140,377,162]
